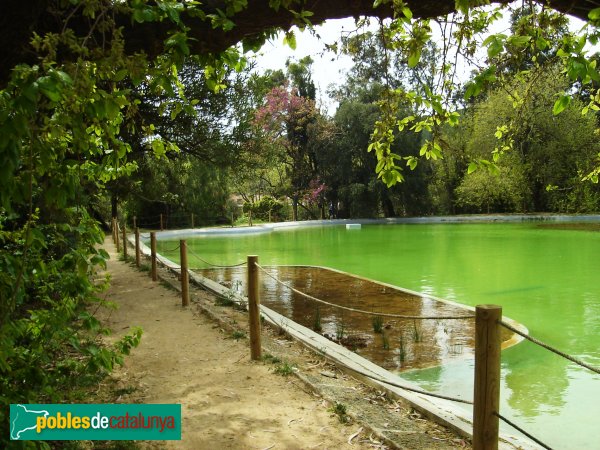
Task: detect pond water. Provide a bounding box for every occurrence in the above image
[157,222,600,449]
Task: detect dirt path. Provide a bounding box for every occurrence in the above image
[96,237,373,449]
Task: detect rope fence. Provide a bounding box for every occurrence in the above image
[499,320,600,375]
[124,212,232,229]
[255,262,475,320]
[187,246,247,269]
[494,412,552,450]
[159,243,181,253]
[134,239,590,450]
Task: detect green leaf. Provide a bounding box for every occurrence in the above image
[283,31,297,50]
[553,95,571,115]
[151,139,166,158]
[406,157,418,170]
[407,49,421,68]
[535,36,549,51]
[455,0,470,15]
[507,35,532,48]
[589,7,600,20]
[483,34,506,59]
[467,162,478,174]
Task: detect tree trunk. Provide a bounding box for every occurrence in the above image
[381,191,396,217]
[292,197,298,222]
[111,194,118,220]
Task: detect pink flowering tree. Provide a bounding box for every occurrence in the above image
[254,83,319,220]
[304,178,328,218]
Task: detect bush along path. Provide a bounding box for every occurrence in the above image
[97,235,469,449]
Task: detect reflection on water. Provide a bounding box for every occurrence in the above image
[198,265,513,372]
[503,343,568,418]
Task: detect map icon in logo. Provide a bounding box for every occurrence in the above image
[10,404,49,440]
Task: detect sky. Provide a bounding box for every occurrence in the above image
[250,18,357,115]
[249,8,594,116]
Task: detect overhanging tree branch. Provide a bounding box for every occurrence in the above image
[1,0,597,86]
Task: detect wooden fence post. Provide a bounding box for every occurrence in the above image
[160,213,164,231]
[122,223,127,259]
[473,304,502,450]
[135,227,141,267]
[133,215,137,230]
[247,255,261,360]
[150,232,157,281]
[115,220,120,253]
[112,217,117,244]
[180,240,189,307]
[191,213,194,229]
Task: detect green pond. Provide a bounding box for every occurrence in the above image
[156,222,600,449]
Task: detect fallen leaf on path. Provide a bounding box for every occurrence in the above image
[287,418,303,426]
[348,427,363,445]
[319,370,337,378]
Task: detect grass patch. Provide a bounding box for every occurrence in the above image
[399,333,406,363]
[262,353,282,364]
[215,293,236,307]
[329,402,350,423]
[272,361,296,376]
[412,320,422,343]
[372,315,384,333]
[335,322,345,341]
[231,330,246,340]
[312,306,322,332]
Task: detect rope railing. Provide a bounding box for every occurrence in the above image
[158,243,181,253]
[254,262,475,320]
[187,247,247,269]
[259,306,473,405]
[499,320,600,375]
[139,244,567,449]
[494,412,552,450]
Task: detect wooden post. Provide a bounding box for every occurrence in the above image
[473,304,502,450]
[247,255,261,360]
[159,213,164,231]
[191,213,194,229]
[133,215,137,230]
[112,217,117,244]
[115,220,120,253]
[150,232,157,281]
[180,240,189,307]
[122,223,127,259]
[135,227,141,267]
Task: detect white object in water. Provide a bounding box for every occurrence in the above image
[346,223,361,230]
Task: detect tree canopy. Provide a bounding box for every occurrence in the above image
[1,0,599,86]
